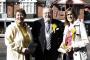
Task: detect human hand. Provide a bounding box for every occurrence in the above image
[66,46,72,52]
[58,47,67,53]
[24,48,30,54]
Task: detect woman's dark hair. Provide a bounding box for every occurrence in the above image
[65,7,77,25]
[15,8,26,17]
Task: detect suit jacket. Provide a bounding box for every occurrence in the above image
[32,19,64,55]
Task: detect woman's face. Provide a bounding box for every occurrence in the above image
[66,11,73,22]
[15,12,25,24]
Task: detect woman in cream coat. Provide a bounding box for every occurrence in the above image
[5,9,33,60]
[58,7,89,60]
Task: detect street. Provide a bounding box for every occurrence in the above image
[0,37,90,60]
[0,38,6,60]
[86,36,90,59]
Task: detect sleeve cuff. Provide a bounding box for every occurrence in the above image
[22,48,27,53]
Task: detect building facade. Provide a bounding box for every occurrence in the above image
[0,0,37,19]
[0,0,90,35]
[0,0,37,35]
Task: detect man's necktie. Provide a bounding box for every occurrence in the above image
[45,22,51,50]
[45,23,50,33]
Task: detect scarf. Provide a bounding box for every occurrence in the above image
[64,27,76,49]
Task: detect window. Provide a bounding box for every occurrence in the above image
[0,2,6,13]
[0,5,1,12]
[0,2,3,13]
[20,2,36,14]
[3,2,6,13]
[59,4,66,11]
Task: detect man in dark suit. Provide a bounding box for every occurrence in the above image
[32,7,64,60]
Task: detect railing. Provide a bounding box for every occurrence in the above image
[0,18,41,22]
[0,18,42,37]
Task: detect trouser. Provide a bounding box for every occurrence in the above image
[44,49,59,60]
[25,54,30,60]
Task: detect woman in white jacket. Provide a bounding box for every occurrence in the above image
[58,7,89,60]
[5,9,33,60]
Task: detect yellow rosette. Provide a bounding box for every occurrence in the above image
[52,24,57,33]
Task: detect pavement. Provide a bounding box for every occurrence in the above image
[0,38,6,60]
[86,36,90,59]
[0,36,90,60]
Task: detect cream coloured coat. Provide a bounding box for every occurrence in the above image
[63,20,89,48]
[63,20,89,60]
[5,22,32,60]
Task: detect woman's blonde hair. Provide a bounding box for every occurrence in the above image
[65,7,77,26]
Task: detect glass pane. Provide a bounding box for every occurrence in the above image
[20,2,36,14]
[0,5,1,12]
[3,3,6,13]
[0,3,1,13]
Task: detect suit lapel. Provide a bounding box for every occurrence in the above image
[39,20,46,52]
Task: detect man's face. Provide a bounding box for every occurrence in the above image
[43,8,52,22]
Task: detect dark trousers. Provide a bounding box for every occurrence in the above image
[25,54,30,60]
[35,49,59,60]
[62,51,73,60]
[44,49,58,60]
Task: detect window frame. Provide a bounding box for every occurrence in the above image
[20,1,36,14]
[0,2,6,13]
[0,2,3,13]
